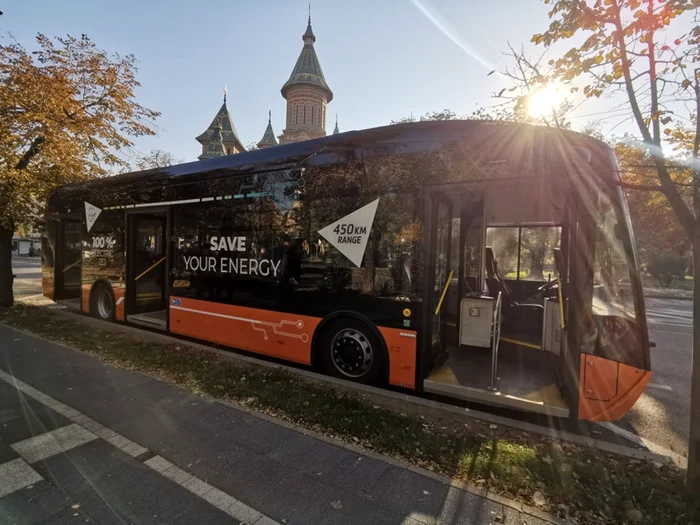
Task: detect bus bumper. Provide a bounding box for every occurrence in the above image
[578,354,651,421]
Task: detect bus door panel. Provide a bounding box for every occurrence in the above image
[56,220,82,300]
[427,192,456,367]
[460,191,485,297]
[127,214,167,316]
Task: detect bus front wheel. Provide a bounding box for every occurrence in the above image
[90,283,115,321]
[319,319,385,386]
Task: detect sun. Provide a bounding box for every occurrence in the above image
[528,83,565,119]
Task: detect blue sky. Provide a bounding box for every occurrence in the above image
[2,0,693,164]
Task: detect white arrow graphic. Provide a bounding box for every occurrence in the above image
[85,202,102,232]
[318,199,379,267]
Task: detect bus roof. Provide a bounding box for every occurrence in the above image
[53,119,614,198]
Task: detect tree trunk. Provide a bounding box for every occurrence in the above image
[529,244,546,281]
[689,232,700,490]
[0,224,14,308]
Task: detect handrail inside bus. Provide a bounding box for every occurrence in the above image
[557,277,566,330]
[488,291,502,392]
[434,270,454,316]
[62,260,81,273]
[135,257,166,281]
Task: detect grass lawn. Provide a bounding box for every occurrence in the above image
[1,303,697,525]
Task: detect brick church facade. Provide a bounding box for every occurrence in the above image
[196,12,338,160]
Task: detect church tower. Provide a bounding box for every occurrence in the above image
[196,90,246,159]
[257,111,278,149]
[279,9,333,144]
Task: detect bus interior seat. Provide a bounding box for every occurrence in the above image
[484,246,543,338]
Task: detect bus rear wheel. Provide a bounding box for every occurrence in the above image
[319,319,384,386]
[91,283,115,321]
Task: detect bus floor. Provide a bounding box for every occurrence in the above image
[127,309,167,330]
[426,343,569,417]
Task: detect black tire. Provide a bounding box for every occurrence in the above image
[319,318,385,386]
[90,282,115,321]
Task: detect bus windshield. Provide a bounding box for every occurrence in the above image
[593,188,637,321]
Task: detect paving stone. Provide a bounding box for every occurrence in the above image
[29,438,233,525]
[231,418,298,455]
[0,381,71,446]
[0,480,68,525]
[11,423,97,464]
[181,475,214,497]
[261,469,406,525]
[369,466,449,520]
[320,452,390,498]
[0,458,43,498]
[268,432,352,477]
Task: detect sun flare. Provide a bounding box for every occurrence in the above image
[528,83,565,119]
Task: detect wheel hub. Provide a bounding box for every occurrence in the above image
[330,329,373,378]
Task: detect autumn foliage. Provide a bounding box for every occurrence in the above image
[0,34,159,306]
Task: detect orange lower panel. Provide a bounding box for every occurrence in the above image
[378,327,417,389]
[114,287,125,322]
[169,296,318,365]
[169,297,418,386]
[81,284,91,313]
[578,354,651,421]
[42,277,54,300]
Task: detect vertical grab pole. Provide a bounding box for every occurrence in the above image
[489,292,502,391]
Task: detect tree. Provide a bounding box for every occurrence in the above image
[135,149,182,171]
[532,0,699,487]
[391,109,458,124]
[615,136,692,277]
[0,34,159,307]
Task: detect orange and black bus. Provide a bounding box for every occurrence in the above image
[42,120,651,421]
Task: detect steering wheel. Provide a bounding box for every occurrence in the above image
[537,280,558,293]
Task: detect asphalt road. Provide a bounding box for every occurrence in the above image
[608,297,693,457]
[10,257,694,458]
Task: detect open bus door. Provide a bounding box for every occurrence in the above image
[126,212,168,330]
[423,181,572,418]
[424,189,488,376]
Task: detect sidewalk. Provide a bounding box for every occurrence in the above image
[0,324,561,525]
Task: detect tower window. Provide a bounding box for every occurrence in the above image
[296,105,300,125]
[311,105,315,126]
[303,105,307,125]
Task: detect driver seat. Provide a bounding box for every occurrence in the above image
[484,246,543,338]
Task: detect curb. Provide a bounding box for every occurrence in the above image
[31,305,687,469]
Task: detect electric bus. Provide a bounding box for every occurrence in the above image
[42,120,651,421]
